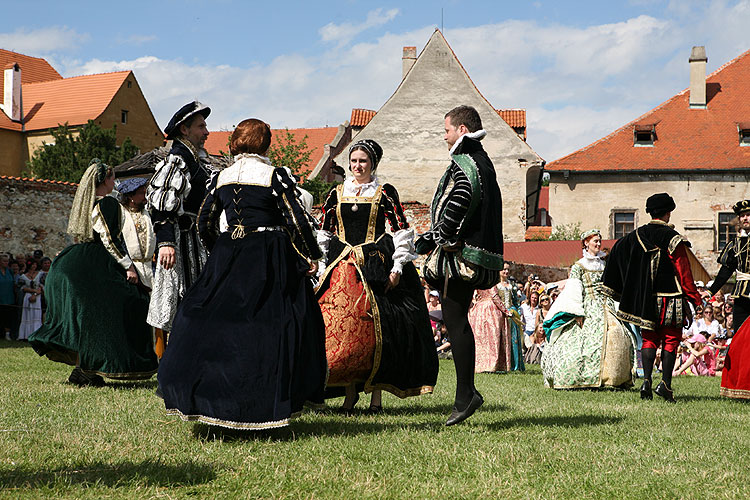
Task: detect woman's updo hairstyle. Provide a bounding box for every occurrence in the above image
[230,119,272,156]
[90,158,111,186]
[348,139,383,172]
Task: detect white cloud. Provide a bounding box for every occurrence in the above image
[57,0,750,163]
[319,8,400,44]
[0,26,89,55]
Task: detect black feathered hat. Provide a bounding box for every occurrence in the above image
[164,101,210,139]
[646,193,676,215]
[733,200,750,215]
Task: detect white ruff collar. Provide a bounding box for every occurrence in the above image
[343,175,380,196]
[578,249,605,271]
[449,129,487,154]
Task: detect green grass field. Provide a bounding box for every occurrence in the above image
[1,340,748,499]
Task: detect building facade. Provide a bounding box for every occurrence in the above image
[546,46,750,273]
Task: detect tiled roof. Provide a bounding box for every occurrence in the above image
[204,127,340,175]
[505,239,618,268]
[0,49,62,100]
[348,107,526,130]
[524,226,552,240]
[350,108,376,127]
[547,48,750,172]
[18,71,131,132]
[0,174,77,186]
[496,109,526,128]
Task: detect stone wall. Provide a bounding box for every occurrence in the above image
[0,177,76,257]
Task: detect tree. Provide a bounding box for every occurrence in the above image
[267,128,338,204]
[26,120,140,183]
[548,222,583,241]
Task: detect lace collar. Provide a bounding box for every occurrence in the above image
[343,175,380,197]
[578,249,605,271]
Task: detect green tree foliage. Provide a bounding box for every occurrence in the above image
[548,221,583,241]
[26,120,140,183]
[267,128,338,205]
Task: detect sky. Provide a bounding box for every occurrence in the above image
[3,0,750,162]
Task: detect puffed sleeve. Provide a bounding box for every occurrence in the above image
[710,241,738,296]
[272,168,323,261]
[92,196,133,270]
[381,183,417,274]
[435,165,473,247]
[146,154,192,246]
[197,171,222,252]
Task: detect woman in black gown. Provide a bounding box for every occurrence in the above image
[316,139,438,412]
[157,119,327,430]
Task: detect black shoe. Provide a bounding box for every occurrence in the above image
[654,381,676,403]
[367,405,383,414]
[640,379,653,400]
[155,385,164,399]
[68,367,86,386]
[446,391,484,426]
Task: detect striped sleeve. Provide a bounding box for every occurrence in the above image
[272,168,323,261]
[436,165,472,246]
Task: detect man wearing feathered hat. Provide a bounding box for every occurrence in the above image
[146,101,211,334]
[710,200,750,333]
[602,193,701,403]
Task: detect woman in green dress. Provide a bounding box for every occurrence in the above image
[30,159,158,386]
[541,229,636,389]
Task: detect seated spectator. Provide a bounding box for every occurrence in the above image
[673,333,716,377]
[523,323,546,365]
[687,306,721,342]
[536,293,551,328]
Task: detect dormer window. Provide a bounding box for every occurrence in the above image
[738,123,750,146]
[633,124,656,147]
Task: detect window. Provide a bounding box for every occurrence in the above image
[121,110,128,124]
[613,211,635,239]
[127,80,132,88]
[740,128,750,146]
[718,212,737,251]
[633,124,656,147]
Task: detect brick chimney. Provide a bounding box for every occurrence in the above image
[689,46,707,109]
[2,63,22,122]
[402,46,417,79]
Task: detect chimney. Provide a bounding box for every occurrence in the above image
[2,63,22,122]
[402,46,417,79]
[689,46,707,109]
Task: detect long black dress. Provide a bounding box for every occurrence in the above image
[157,154,327,430]
[317,181,438,398]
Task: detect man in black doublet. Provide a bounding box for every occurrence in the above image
[416,105,504,425]
[602,193,701,402]
[709,200,750,331]
[146,101,212,333]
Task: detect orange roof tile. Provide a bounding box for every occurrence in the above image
[204,127,339,175]
[524,226,552,240]
[348,106,526,130]
[496,109,526,128]
[350,108,376,127]
[0,174,77,186]
[547,48,750,172]
[20,71,131,131]
[0,49,62,99]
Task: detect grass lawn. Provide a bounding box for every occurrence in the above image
[1,340,748,499]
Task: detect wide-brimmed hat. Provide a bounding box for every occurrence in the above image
[164,101,210,139]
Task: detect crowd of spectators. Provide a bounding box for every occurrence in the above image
[421,269,735,377]
[0,249,51,340]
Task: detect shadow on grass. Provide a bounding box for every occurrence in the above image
[0,340,31,349]
[677,394,734,403]
[486,414,625,430]
[0,459,216,489]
